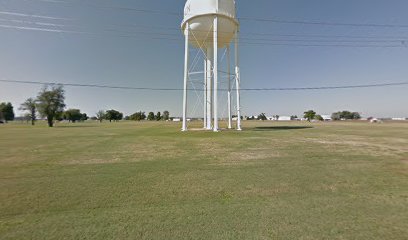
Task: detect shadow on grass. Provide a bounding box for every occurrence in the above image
[252,126,314,131]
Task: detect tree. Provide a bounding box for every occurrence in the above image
[331,112,342,121]
[163,111,170,121]
[304,110,316,122]
[291,115,298,121]
[96,110,106,123]
[19,98,37,125]
[105,109,123,122]
[147,112,155,121]
[156,112,161,121]
[331,111,361,121]
[315,115,324,121]
[80,113,88,122]
[63,109,82,123]
[0,102,15,123]
[351,112,361,120]
[36,86,66,127]
[130,111,146,121]
[232,115,244,120]
[258,113,267,121]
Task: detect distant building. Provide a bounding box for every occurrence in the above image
[321,115,332,121]
[392,118,407,121]
[278,116,291,121]
[173,118,181,122]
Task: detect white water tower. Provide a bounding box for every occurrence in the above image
[181,0,242,132]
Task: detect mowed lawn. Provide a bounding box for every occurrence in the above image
[0,121,407,239]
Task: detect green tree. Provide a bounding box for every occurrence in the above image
[130,111,146,121]
[315,115,324,121]
[351,112,361,120]
[96,110,106,123]
[163,111,170,121]
[331,112,342,121]
[331,111,361,120]
[63,109,82,123]
[147,112,155,121]
[105,109,123,122]
[0,102,15,123]
[291,115,298,121]
[156,112,162,121]
[19,98,37,125]
[304,110,316,122]
[80,113,88,121]
[36,85,66,127]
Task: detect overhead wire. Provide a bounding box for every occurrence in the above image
[0,21,406,48]
[1,79,407,92]
[2,3,408,47]
[8,0,408,29]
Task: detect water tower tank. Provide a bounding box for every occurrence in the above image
[181,0,238,48]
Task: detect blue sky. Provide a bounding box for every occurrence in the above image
[0,0,407,118]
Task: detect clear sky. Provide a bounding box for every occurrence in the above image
[1,0,407,118]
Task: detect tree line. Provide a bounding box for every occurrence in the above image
[244,110,361,122]
[0,85,170,127]
[92,110,170,122]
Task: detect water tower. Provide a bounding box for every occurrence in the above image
[181,0,242,132]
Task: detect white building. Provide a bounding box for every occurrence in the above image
[321,115,332,121]
[392,118,407,121]
[278,116,291,121]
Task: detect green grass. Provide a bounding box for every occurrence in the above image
[0,120,407,239]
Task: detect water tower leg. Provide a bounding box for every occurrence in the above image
[235,30,242,131]
[203,50,207,129]
[227,45,232,129]
[213,16,219,132]
[206,48,213,130]
[182,23,189,132]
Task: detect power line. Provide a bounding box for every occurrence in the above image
[0,10,70,20]
[2,9,408,43]
[239,17,408,28]
[5,2,408,29]
[8,15,404,44]
[1,22,407,48]
[1,79,407,92]
[6,15,404,41]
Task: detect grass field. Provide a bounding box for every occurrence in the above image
[1,120,407,239]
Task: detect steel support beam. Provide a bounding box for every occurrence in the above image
[213,16,219,132]
[235,30,242,131]
[227,45,232,129]
[182,23,189,131]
